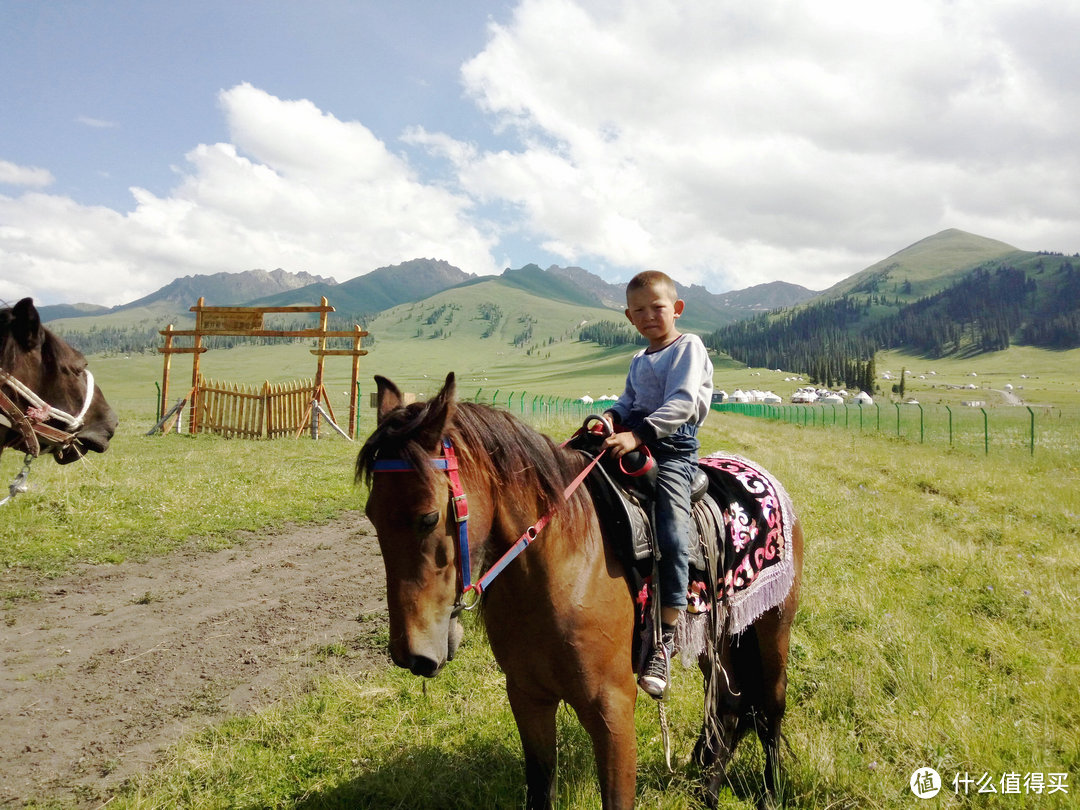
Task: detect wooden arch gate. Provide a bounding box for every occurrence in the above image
[156,297,367,439]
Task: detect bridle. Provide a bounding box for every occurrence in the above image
[0,366,96,458]
[371,432,607,613]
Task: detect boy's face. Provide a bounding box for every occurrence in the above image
[624,283,684,350]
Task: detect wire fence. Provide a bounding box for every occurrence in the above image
[157,380,1074,461]
[712,400,1078,457]
[468,388,601,420]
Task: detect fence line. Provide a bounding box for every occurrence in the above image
[711,400,1075,456]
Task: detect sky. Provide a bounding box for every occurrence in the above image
[1,0,1078,307]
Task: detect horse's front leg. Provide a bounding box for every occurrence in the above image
[507,680,559,810]
[573,683,638,809]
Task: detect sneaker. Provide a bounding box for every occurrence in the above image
[638,636,673,698]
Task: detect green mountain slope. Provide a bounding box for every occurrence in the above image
[249,258,474,315]
[818,229,1019,303]
[704,231,1080,386]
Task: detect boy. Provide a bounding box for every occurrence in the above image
[602,270,713,697]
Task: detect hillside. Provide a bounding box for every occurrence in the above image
[540,265,818,329]
[358,277,638,396]
[36,302,110,321]
[42,257,810,356]
[704,230,1080,387]
[118,268,334,311]
[818,228,1019,303]
[249,258,475,316]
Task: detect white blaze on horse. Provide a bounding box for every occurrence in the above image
[357,372,803,810]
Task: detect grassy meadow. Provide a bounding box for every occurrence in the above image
[4,336,1079,808]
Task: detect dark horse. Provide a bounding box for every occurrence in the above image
[1,298,117,466]
[357,373,803,809]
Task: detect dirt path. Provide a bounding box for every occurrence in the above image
[990,387,1024,406]
[0,512,386,807]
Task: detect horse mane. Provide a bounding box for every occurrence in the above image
[356,399,579,517]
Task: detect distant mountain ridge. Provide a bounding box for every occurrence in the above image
[39,258,817,332]
[118,267,335,310]
[35,302,111,322]
[249,258,475,315]
[45,230,1075,369]
[704,230,1080,387]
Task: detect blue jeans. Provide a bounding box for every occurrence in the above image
[629,422,699,610]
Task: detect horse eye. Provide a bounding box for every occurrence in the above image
[418,511,440,532]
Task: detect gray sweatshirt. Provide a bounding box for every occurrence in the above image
[607,333,714,443]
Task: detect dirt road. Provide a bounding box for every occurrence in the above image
[0,512,386,807]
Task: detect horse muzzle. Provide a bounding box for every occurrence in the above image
[54,413,118,465]
[389,614,464,679]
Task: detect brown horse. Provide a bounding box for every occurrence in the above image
[357,372,802,809]
[1,297,117,465]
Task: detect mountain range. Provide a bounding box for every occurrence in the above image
[38,229,1080,365]
[703,229,1080,385]
[38,257,817,335]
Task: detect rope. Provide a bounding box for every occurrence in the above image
[658,699,673,772]
[0,454,33,507]
[0,367,94,430]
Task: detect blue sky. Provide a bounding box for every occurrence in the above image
[2,0,1079,306]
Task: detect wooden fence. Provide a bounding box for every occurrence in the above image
[197,377,317,439]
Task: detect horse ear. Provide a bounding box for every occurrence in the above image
[11,298,43,351]
[374,375,403,423]
[415,372,457,450]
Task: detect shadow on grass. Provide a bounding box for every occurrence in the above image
[293,738,526,810]
[289,728,732,809]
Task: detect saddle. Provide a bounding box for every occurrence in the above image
[567,426,713,581]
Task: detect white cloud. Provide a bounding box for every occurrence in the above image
[76,116,119,129]
[0,160,54,188]
[0,84,500,306]
[4,1,1080,307]
[425,0,1080,291]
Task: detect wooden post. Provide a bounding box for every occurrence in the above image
[190,296,205,434]
[313,297,329,436]
[263,380,271,439]
[160,324,174,419]
[348,324,363,439]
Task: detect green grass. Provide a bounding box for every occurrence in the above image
[6,334,1080,807]
[23,409,1064,809]
[0,425,360,581]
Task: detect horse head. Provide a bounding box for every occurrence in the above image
[356,372,470,678]
[0,298,118,464]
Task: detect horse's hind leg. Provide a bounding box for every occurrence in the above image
[752,581,800,804]
[695,647,746,808]
[757,520,802,805]
[507,682,559,810]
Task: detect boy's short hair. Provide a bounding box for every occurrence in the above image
[627,270,678,302]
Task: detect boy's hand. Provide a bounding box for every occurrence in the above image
[603,430,642,458]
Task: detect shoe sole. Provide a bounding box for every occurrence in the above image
[638,675,666,696]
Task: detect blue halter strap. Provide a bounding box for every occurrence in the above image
[371,438,472,600]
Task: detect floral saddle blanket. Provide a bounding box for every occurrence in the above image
[582,448,797,638]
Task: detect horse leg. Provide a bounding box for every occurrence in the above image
[507,682,559,810]
[757,519,802,807]
[695,647,746,808]
[750,598,798,806]
[572,684,638,810]
[751,527,803,807]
